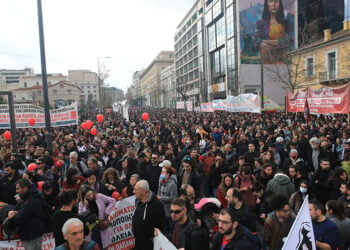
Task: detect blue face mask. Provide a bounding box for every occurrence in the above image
[160,174,166,180]
[299,187,307,193]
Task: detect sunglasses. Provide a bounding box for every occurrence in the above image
[170,209,183,214]
[183,157,191,161]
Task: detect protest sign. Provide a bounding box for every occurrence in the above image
[106,195,136,250]
[0,233,55,250]
[0,102,78,129]
[153,230,177,250]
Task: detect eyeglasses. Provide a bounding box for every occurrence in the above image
[216,219,232,225]
[281,209,290,213]
[170,209,183,214]
[183,157,191,161]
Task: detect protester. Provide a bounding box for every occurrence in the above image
[55,218,99,250]
[7,178,50,250]
[309,199,340,250]
[132,179,166,250]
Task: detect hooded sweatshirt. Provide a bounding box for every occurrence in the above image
[266,173,295,197]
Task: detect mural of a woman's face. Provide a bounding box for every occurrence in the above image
[267,0,280,15]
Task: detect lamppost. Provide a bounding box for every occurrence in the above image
[97,56,111,106]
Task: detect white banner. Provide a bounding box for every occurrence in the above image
[282,195,316,250]
[106,195,136,250]
[153,230,177,250]
[226,94,261,113]
[176,101,193,111]
[0,233,55,250]
[0,103,78,129]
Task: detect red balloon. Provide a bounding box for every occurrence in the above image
[111,191,121,201]
[28,118,36,126]
[37,181,45,191]
[91,128,97,136]
[141,112,149,121]
[81,122,87,130]
[27,163,37,172]
[86,120,93,129]
[55,160,63,168]
[97,114,104,123]
[3,131,11,141]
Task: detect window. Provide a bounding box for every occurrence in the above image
[205,9,212,25]
[36,82,39,86]
[226,5,234,38]
[305,56,315,78]
[24,82,27,88]
[67,89,72,95]
[208,24,216,51]
[327,51,337,79]
[216,17,225,47]
[212,0,222,19]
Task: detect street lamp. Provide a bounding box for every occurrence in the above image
[97,56,111,106]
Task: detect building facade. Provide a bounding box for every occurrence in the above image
[68,70,99,104]
[140,51,174,107]
[12,80,83,107]
[0,68,34,89]
[160,65,176,108]
[292,24,350,90]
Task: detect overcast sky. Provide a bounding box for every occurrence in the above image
[0,0,196,91]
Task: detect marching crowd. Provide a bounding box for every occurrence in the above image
[0,108,349,250]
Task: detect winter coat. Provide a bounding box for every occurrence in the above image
[132,193,167,250]
[266,173,295,197]
[263,211,292,250]
[212,225,262,250]
[13,185,48,241]
[157,174,178,217]
[78,193,116,248]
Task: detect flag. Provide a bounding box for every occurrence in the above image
[304,98,311,123]
[282,195,316,250]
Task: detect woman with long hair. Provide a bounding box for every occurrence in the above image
[255,0,292,63]
[217,174,234,208]
[78,185,116,249]
[288,180,312,218]
[328,167,348,200]
[100,167,124,197]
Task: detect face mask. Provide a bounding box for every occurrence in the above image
[160,174,166,181]
[25,156,30,160]
[300,187,307,193]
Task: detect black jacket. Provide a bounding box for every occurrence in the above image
[13,185,49,241]
[212,225,263,250]
[0,172,20,205]
[132,193,166,250]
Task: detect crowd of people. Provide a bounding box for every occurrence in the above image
[0,108,349,250]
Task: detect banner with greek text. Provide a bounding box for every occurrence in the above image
[226,94,261,113]
[106,195,136,250]
[0,233,55,250]
[286,84,350,114]
[0,102,78,129]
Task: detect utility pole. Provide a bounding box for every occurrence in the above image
[37,0,53,153]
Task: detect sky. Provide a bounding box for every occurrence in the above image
[0,0,196,92]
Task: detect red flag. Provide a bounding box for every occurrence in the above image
[304,98,311,123]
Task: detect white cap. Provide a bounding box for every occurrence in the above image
[159,160,172,167]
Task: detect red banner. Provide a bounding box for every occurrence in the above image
[286,84,350,114]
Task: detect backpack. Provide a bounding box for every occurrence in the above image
[235,175,254,188]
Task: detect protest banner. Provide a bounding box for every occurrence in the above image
[226,94,261,113]
[0,102,78,129]
[200,102,214,112]
[286,84,350,114]
[106,195,136,250]
[0,233,55,250]
[153,230,177,250]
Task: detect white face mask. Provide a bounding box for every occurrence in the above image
[299,187,307,193]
